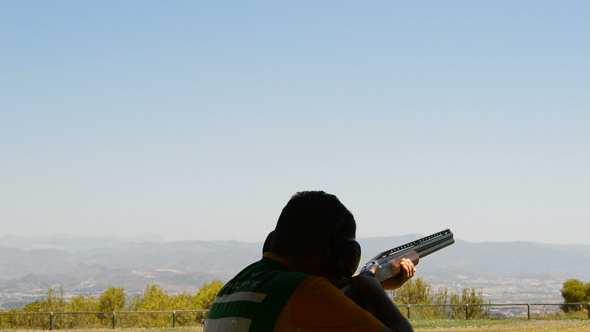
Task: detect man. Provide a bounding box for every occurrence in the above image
[205,191,415,332]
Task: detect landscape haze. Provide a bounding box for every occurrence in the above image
[1,233,587,310]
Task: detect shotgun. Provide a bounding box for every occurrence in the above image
[360,229,454,282]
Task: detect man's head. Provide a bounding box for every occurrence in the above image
[270,191,360,281]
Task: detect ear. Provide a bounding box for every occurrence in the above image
[262,230,274,255]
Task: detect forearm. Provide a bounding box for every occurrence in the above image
[372,301,413,332]
[352,274,413,332]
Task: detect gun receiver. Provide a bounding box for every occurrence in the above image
[361,229,454,282]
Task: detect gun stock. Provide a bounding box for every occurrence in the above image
[361,229,454,282]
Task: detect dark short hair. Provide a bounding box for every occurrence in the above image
[271,191,356,258]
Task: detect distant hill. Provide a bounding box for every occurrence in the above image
[0,233,588,309]
[0,233,165,252]
[0,236,261,292]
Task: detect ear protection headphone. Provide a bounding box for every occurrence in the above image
[263,219,361,282]
[322,235,361,282]
[322,219,361,281]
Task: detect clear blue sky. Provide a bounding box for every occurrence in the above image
[1,1,588,245]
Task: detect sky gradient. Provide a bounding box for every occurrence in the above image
[1,1,588,245]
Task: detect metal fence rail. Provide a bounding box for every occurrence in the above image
[0,310,209,330]
[396,303,590,320]
[0,304,588,330]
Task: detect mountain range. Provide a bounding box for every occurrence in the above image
[0,233,588,309]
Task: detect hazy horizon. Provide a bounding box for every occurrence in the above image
[2,1,588,245]
[1,230,589,247]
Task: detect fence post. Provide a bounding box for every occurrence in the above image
[527,304,530,320]
[587,303,589,320]
[173,311,177,327]
[49,312,54,331]
[407,305,411,320]
[112,311,116,329]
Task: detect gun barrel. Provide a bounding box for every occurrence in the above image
[362,229,454,276]
[370,229,453,262]
[415,237,454,258]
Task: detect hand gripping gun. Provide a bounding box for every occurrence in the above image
[361,229,455,282]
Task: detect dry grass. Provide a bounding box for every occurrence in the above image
[415,319,589,332]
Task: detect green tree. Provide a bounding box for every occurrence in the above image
[63,294,100,328]
[560,279,590,312]
[128,284,172,327]
[1,281,224,330]
[392,277,432,305]
[447,287,488,319]
[44,285,66,312]
[391,278,488,319]
[66,294,99,312]
[195,280,224,309]
[130,284,171,311]
[6,286,67,329]
[97,286,126,312]
[95,286,127,326]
